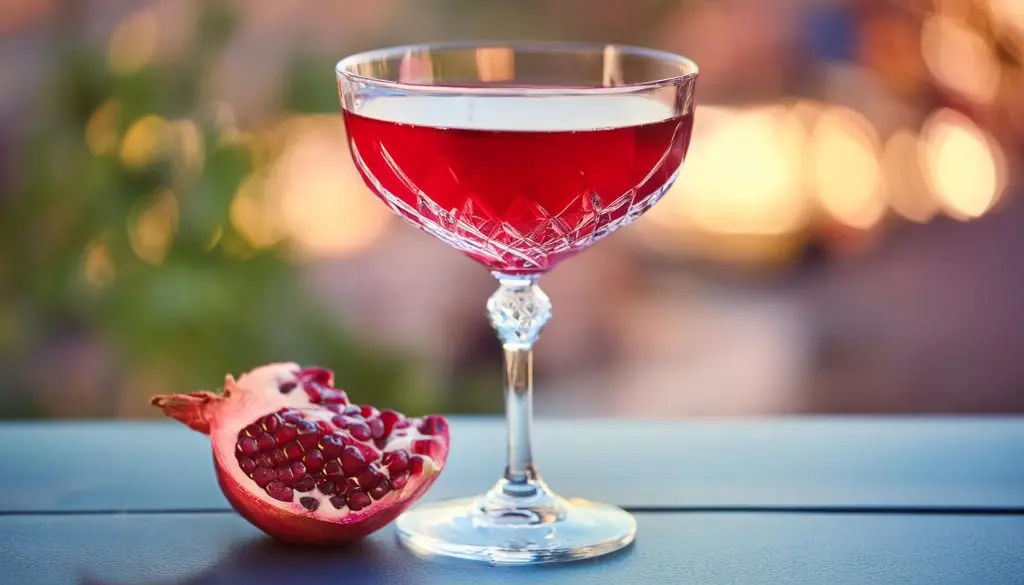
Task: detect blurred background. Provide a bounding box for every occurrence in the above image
[1,0,1022,420]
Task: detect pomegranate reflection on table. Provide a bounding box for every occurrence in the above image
[344,95,694,274]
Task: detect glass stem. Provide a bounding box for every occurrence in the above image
[487,273,552,498]
[503,344,535,488]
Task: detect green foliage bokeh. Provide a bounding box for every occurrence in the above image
[0,1,431,418]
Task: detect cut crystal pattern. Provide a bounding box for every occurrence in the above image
[351,142,681,273]
[487,277,552,346]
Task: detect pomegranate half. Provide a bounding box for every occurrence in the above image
[152,362,449,545]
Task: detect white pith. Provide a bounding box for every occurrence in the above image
[210,362,443,521]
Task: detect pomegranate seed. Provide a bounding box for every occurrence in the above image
[243,423,261,437]
[343,405,362,416]
[271,449,288,466]
[329,495,346,509]
[367,417,384,439]
[316,420,333,435]
[356,470,380,490]
[237,437,259,456]
[302,450,325,473]
[266,481,293,502]
[390,470,410,490]
[293,476,315,492]
[418,415,447,436]
[300,497,320,511]
[380,410,402,436]
[303,384,322,402]
[341,445,367,475]
[283,441,304,462]
[278,380,297,394]
[238,457,256,474]
[338,478,360,496]
[274,425,298,445]
[324,460,346,482]
[256,433,276,451]
[394,419,412,430]
[320,389,349,404]
[409,456,425,475]
[332,415,361,428]
[383,450,409,474]
[360,405,380,419]
[252,467,276,487]
[279,409,302,423]
[319,435,346,459]
[411,439,435,456]
[299,367,333,386]
[347,491,371,511]
[254,454,274,468]
[356,442,380,462]
[277,466,297,485]
[296,420,319,448]
[261,413,282,433]
[325,404,343,414]
[348,422,372,441]
[369,480,391,500]
[317,481,336,495]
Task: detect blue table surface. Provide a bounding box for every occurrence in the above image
[1,417,1022,584]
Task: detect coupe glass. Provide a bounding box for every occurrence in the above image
[336,41,698,564]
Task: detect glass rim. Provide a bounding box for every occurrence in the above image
[335,41,698,96]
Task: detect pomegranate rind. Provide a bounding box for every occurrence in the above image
[214,447,445,545]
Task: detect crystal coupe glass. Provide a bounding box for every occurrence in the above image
[336,42,697,564]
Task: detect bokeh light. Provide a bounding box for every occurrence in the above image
[230,173,285,250]
[475,47,515,82]
[167,119,205,178]
[120,115,169,168]
[85,101,121,157]
[107,10,158,74]
[988,0,1024,42]
[645,105,809,238]
[810,106,886,230]
[82,235,115,290]
[263,116,392,259]
[883,128,938,223]
[128,190,179,266]
[920,11,1001,104]
[921,109,1007,219]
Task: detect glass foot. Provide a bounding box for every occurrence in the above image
[395,491,637,565]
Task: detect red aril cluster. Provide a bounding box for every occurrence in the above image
[234,405,442,512]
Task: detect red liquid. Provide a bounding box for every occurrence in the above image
[343,99,693,274]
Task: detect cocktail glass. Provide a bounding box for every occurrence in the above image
[336,41,698,564]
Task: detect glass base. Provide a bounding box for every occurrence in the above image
[395,487,637,565]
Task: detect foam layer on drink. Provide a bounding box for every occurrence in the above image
[355,94,676,132]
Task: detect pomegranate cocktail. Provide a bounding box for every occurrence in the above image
[336,42,697,564]
[345,95,693,273]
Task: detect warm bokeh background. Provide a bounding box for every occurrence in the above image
[1,0,1022,420]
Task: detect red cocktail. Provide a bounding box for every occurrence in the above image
[344,96,694,273]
